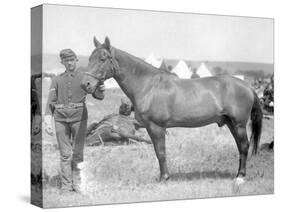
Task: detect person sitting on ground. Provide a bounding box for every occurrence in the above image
[86,98,150,146]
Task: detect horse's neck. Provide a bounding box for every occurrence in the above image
[113,48,155,104]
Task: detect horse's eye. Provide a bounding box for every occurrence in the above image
[100,53,107,61]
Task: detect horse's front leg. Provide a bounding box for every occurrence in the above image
[146,122,169,181]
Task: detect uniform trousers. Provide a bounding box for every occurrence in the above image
[55,120,87,189]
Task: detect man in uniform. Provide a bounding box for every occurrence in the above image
[44,49,105,193]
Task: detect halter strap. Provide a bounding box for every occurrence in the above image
[83,71,104,82]
[109,48,120,74]
[85,47,119,82]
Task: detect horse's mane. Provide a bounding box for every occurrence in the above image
[114,47,174,76]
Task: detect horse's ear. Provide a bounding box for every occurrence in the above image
[104,36,111,51]
[93,36,101,48]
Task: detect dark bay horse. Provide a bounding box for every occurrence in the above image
[81,37,263,183]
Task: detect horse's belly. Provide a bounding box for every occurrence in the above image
[166,116,220,128]
[166,101,222,128]
[167,113,219,127]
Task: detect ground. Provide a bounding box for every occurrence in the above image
[39,89,274,208]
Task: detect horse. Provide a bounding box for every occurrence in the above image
[81,36,263,183]
[31,73,42,136]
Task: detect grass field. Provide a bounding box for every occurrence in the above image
[40,89,274,208]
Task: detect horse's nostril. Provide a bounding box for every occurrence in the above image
[86,82,90,86]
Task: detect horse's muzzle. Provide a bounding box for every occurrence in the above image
[81,77,99,94]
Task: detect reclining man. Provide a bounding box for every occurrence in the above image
[86,98,151,146]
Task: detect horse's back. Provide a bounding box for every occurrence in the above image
[178,75,253,99]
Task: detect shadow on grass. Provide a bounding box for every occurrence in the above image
[170,170,235,181]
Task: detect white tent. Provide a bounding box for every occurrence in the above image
[233,75,245,80]
[145,52,162,68]
[159,60,169,71]
[44,68,64,75]
[171,60,192,79]
[104,78,120,89]
[43,77,52,98]
[197,62,212,78]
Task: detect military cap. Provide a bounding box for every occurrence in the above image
[59,49,77,60]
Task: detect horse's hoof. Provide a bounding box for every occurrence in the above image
[77,162,86,170]
[159,174,170,181]
[232,177,245,194]
[235,177,245,185]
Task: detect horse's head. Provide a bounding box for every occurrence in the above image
[81,36,119,94]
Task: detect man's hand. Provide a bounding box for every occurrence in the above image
[99,84,105,92]
[44,115,54,136]
[92,84,106,100]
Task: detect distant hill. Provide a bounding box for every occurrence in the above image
[33,54,274,78]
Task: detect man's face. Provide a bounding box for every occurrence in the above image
[61,56,78,71]
[119,102,132,116]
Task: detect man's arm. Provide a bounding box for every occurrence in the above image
[132,119,145,130]
[86,122,99,136]
[112,127,151,144]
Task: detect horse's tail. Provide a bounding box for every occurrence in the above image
[249,91,263,156]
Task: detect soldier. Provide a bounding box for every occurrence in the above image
[191,68,200,79]
[86,98,151,146]
[44,49,105,193]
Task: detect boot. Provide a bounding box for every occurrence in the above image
[60,159,73,193]
[72,162,82,193]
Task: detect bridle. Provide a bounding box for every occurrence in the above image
[83,71,104,82]
[84,47,119,83]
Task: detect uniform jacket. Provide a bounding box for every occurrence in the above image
[45,69,104,122]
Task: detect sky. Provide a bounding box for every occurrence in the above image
[42,4,274,63]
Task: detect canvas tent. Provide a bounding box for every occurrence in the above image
[197,62,212,78]
[159,60,169,71]
[43,76,52,98]
[233,75,245,80]
[104,78,120,89]
[44,68,65,76]
[145,53,162,68]
[171,60,192,79]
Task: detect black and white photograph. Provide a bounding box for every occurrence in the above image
[30,3,274,209]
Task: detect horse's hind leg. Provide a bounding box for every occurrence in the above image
[146,122,169,181]
[226,119,249,180]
